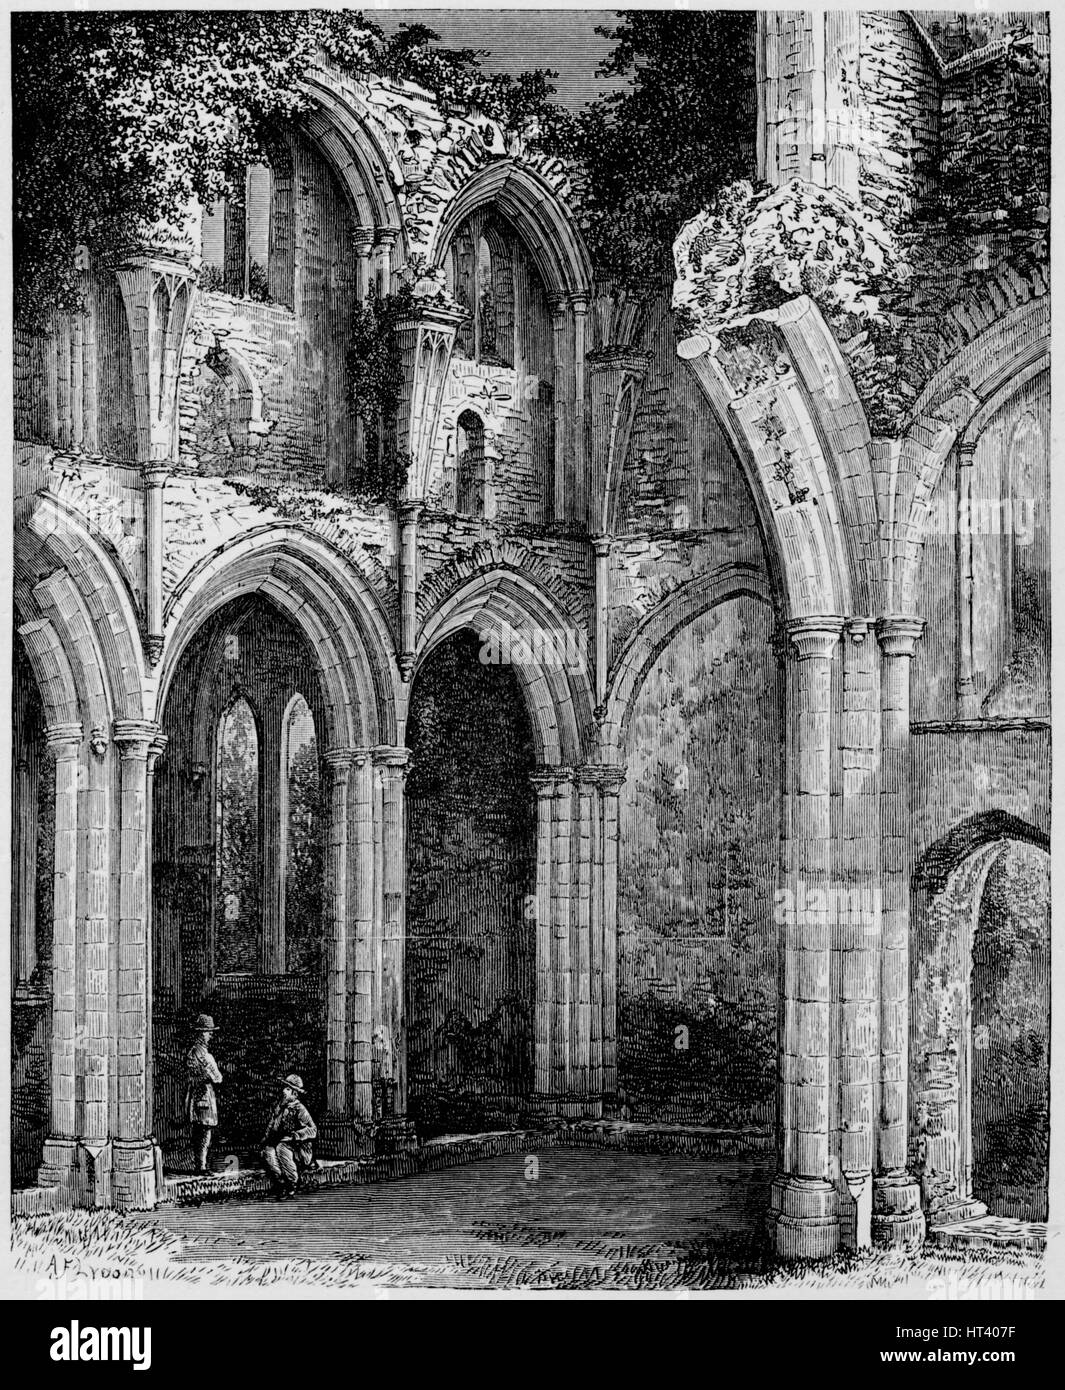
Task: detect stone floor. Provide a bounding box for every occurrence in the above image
[929,1214,1048,1254]
[146,1147,774,1287]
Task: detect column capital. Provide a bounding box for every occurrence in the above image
[875,616,925,659]
[576,763,626,795]
[354,226,376,252]
[591,535,613,559]
[147,734,168,774]
[143,464,169,488]
[956,439,977,465]
[845,618,870,645]
[569,292,590,315]
[323,747,358,775]
[113,719,162,757]
[374,227,399,249]
[373,745,410,771]
[784,616,845,661]
[45,721,83,753]
[397,499,424,525]
[549,294,569,322]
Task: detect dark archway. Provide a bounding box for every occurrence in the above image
[405,629,537,1134]
[153,594,329,1169]
[913,826,1050,1225]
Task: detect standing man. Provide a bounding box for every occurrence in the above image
[185,1013,222,1175]
[261,1074,317,1199]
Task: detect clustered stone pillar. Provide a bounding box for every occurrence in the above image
[872,616,926,1249]
[836,620,879,1249]
[37,719,164,1211]
[769,617,843,1260]
[529,765,624,1118]
[350,750,375,1124]
[111,720,163,1210]
[323,749,354,1124]
[38,723,83,1199]
[372,746,413,1144]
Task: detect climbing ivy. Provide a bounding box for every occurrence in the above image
[13,13,562,328]
[345,283,419,504]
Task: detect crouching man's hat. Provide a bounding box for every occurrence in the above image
[192,1014,218,1032]
[278,1073,305,1093]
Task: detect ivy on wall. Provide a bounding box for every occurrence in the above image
[346,283,418,504]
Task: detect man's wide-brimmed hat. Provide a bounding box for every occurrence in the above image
[191,1014,218,1032]
[278,1073,305,1093]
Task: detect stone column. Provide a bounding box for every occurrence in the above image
[872,616,926,1248]
[571,294,589,521]
[551,296,569,521]
[577,765,626,1114]
[374,747,411,1126]
[550,771,574,1103]
[530,773,559,1104]
[592,538,611,710]
[143,466,167,666]
[38,723,82,1198]
[836,620,879,1249]
[81,727,112,1168]
[397,501,422,682]
[597,767,625,1106]
[954,443,978,718]
[354,227,375,302]
[572,770,596,1103]
[322,750,354,1124]
[111,720,161,1210]
[769,617,843,1260]
[144,734,167,1147]
[374,229,398,298]
[350,750,375,1124]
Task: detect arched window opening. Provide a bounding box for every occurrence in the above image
[215,695,261,973]
[282,695,322,975]
[200,160,292,307]
[446,214,515,368]
[455,410,486,518]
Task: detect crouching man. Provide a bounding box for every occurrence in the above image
[261,1073,317,1199]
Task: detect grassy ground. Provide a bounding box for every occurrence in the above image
[10,1149,1047,1296]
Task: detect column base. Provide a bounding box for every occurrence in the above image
[767,1176,840,1260]
[317,1118,375,1160]
[927,1198,988,1229]
[373,1118,418,1156]
[872,1172,926,1249]
[38,1137,78,1205]
[111,1139,162,1211]
[525,1094,604,1121]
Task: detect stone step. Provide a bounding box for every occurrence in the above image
[929,1215,1047,1254]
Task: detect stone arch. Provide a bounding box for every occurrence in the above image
[600,564,776,762]
[912,813,1050,1225]
[157,527,400,752]
[680,298,874,619]
[890,291,1049,615]
[914,808,1049,897]
[431,160,592,302]
[414,568,594,767]
[14,491,146,728]
[300,66,405,242]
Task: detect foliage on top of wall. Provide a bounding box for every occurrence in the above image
[13,13,562,328]
[540,12,758,297]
